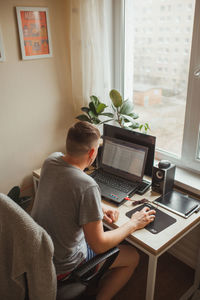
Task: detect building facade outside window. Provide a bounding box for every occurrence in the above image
[115,0,200,173]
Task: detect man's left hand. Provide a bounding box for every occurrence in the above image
[103,206,119,223]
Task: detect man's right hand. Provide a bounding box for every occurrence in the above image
[83,206,156,254]
[130,206,156,230]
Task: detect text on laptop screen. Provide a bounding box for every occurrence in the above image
[102,138,147,178]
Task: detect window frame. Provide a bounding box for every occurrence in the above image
[114,0,200,174]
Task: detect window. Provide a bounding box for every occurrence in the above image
[114,0,200,173]
[197,129,200,160]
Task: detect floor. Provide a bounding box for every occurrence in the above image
[113,250,194,300]
[190,289,200,300]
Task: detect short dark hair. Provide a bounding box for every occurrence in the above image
[66,121,100,156]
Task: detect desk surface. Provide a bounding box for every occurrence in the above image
[33,168,200,256]
[33,168,41,179]
[102,190,200,256]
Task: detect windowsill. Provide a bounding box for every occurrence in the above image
[174,166,200,197]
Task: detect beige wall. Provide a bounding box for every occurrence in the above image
[0,0,74,195]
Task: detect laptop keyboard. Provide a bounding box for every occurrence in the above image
[91,170,138,194]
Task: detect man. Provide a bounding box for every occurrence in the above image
[32,121,155,300]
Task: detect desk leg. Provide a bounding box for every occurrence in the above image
[194,247,200,288]
[180,247,200,300]
[146,254,158,300]
[33,176,39,194]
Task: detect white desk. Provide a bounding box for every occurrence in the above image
[32,168,200,300]
[33,168,41,193]
[102,191,200,300]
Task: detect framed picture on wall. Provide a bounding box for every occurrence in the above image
[16,7,52,60]
[0,27,5,62]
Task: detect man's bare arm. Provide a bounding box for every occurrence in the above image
[83,207,155,253]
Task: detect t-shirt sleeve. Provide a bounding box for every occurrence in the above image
[79,185,104,225]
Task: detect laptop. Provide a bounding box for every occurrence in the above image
[90,136,148,205]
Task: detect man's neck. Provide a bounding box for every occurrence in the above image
[62,155,87,171]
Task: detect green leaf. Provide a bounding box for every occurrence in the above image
[89,102,98,115]
[81,107,89,113]
[96,103,107,114]
[81,107,90,116]
[90,95,100,108]
[144,123,150,133]
[111,104,116,112]
[99,118,114,124]
[120,100,134,114]
[139,124,143,131]
[88,110,97,119]
[76,115,92,122]
[109,89,123,107]
[92,117,101,124]
[145,123,150,130]
[139,123,150,133]
[127,112,139,119]
[100,112,114,117]
[121,114,136,124]
[123,118,130,123]
[129,123,140,129]
[123,123,132,129]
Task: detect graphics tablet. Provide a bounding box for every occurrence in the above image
[154,190,200,218]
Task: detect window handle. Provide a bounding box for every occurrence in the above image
[194,67,200,78]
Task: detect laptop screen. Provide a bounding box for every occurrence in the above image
[101,136,148,182]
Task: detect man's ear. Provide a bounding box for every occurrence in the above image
[88,148,95,158]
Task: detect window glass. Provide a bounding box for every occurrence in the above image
[124,0,195,157]
[197,128,200,160]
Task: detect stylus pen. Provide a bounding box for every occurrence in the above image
[195,205,200,213]
[185,204,199,216]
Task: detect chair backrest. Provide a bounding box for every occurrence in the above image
[56,246,120,300]
[0,193,57,300]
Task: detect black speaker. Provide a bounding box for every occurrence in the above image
[152,160,176,195]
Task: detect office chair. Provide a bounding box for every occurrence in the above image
[56,246,120,300]
[7,185,32,210]
[0,193,57,300]
[1,192,120,300]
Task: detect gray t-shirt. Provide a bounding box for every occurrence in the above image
[32,152,103,274]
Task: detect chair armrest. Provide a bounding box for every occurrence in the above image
[69,246,120,284]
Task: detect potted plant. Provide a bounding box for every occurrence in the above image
[76,89,150,133]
